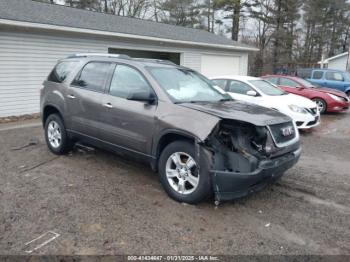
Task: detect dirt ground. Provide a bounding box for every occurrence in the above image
[0,113,349,256]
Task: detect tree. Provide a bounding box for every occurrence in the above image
[160,0,201,27]
[248,0,274,75]
[214,0,252,41]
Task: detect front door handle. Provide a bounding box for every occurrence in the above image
[67,94,76,99]
[103,103,113,109]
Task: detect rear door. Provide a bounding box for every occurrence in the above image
[324,71,347,92]
[100,63,157,155]
[66,61,114,138]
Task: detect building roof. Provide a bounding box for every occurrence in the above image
[0,0,258,51]
[318,52,348,64]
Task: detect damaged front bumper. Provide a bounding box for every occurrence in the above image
[211,147,301,201]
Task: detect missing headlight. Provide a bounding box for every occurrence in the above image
[205,120,271,173]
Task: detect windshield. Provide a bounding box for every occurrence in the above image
[297,78,314,88]
[249,80,286,96]
[148,67,230,103]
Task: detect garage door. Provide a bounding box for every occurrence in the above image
[201,55,240,78]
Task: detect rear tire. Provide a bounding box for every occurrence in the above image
[158,141,212,204]
[312,98,327,114]
[44,114,72,155]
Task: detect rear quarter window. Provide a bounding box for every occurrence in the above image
[48,61,79,83]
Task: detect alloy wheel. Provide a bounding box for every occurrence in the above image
[313,99,326,113]
[47,120,62,148]
[165,152,199,195]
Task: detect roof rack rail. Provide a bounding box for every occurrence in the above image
[132,58,176,65]
[66,53,131,59]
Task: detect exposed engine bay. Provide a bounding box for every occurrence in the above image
[204,120,294,173]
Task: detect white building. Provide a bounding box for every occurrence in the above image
[0,0,258,117]
[319,52,350,71]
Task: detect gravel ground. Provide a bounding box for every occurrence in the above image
[0,113,349,256]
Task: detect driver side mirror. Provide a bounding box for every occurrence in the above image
[127,90,156,104]
[246,90,257,97]
[297,86,305,90]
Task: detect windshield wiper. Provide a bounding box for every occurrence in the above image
[218,98,232,102]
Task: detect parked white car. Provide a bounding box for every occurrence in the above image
[211,76,320,129]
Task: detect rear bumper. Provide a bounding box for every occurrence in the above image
[211,147,301,201]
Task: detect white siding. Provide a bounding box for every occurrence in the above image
[328,56,347,71]
[182,52,201,72]
[200,54,240,77]
[0,32,107,117]
[0,30,250,117]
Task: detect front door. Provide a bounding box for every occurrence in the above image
[100,64,157,155]
[66,61,114,137]
[226,80,262,104]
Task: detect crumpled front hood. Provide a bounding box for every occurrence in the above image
[179,100,291,126]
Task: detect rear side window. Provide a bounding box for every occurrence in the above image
[211,79,227,89]
[312,71,324,80]
[72,62,111,92]
[279,78,299,87]
[325,72,344,81]
[265,77,279,85]
[48,61,79,83]
[228,80,254,94]
[297,69,312,79]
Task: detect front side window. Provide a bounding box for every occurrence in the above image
[72,62,111,92]
[48,61,79,83]
[312,71,324,80]
[279,78,299,88]
[249,80,286,96]
[228,80,255,95]
[148,67,227,103]
[109,65,152,98]
[325,72,344,81]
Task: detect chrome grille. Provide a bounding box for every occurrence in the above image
[268,121,297,146]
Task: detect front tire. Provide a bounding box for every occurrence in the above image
[158,140,212,204]
[346,91,350,99]
[44,114,72,155]
[312,98,327,114]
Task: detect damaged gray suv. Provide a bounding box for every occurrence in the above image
[41,54,301,204]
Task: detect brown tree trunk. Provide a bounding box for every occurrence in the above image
[231,1,241,41]
[272,0,282,71]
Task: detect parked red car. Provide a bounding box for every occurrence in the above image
[262,75,350,113]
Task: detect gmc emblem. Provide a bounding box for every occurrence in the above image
[281,126,294,137]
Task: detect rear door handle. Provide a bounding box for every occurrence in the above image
[67,94,76,99]
[103,103,113,109]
